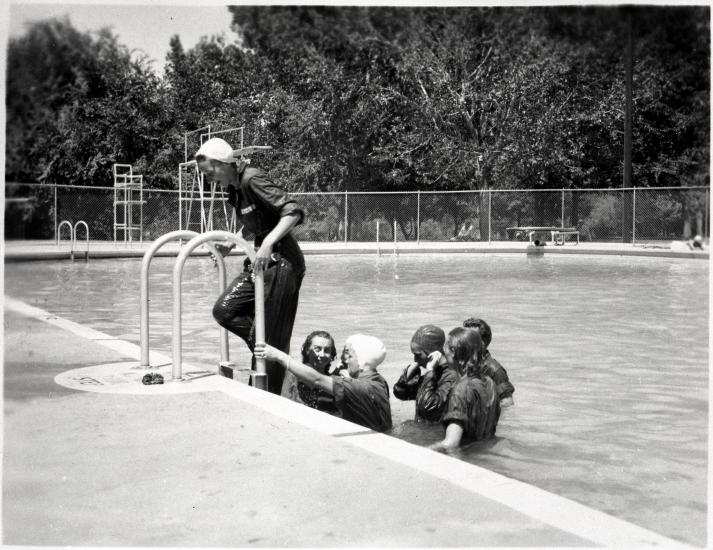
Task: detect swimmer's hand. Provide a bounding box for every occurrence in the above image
[500,396,514,408]
[330,365,348,376]
[404,362,421,380]
[425,351,442,371]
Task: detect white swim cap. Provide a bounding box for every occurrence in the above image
[195,137,235,164]
[345,334,386,369]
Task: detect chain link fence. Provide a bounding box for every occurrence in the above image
[5,182,709,244]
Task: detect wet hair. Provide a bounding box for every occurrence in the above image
[446,327,484,372]
[301,330,337,365]
[410,324,446,354]
[462,317,492,349]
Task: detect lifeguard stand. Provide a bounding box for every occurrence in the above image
[113,163,145,244]
[178,126,271,234]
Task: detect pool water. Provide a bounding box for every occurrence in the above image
[4,253,709,546]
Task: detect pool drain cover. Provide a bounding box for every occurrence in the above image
[55,362,219,395]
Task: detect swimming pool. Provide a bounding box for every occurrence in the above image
[4,252,708,546]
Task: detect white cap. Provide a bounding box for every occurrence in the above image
[195,137,235,164]
[345,334,386,369]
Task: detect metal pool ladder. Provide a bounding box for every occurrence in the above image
[57,220,90,261]
[139,230,268,390]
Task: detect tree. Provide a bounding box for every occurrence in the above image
[7,18,171,187]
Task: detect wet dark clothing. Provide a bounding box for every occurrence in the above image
[298,376,339,415]
[332,371,392,432]
[442,374,501,442]
[393,363,460,423]
[212,164,305,395]
[478,351,514,402]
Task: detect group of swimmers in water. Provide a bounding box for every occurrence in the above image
[254,317,514,452]
[194,137,514,450]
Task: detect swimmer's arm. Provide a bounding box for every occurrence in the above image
[254,343,334,394]
[429,422,463,452]
[262,213,300,248]
[253,214,300,272]
[416,369,456,418]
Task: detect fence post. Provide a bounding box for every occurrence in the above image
[54,185,58,244]
[344,190,348,244]
[393,219,397,255]
[561,188,565,228]
[706,188,710,238]
[376,220,380,255]
[487,190,492,244]
[416,190,421,245]
[632,187,636,245]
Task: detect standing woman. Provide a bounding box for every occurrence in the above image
[195,137,305,395]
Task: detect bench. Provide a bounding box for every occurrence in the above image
[552,230,580,246]
[506,226,579,245]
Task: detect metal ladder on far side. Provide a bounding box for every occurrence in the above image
[57,220,90,261]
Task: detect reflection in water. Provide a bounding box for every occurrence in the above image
[5,253,708,546]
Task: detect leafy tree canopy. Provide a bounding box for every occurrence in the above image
[6,6,709,193]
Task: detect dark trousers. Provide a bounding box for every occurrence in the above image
[213,256,303,394]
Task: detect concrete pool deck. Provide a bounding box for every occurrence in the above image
[3,237,710,261]
[2,296,699,548]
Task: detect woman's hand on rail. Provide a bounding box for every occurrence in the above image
[253,242,274,273]
[254,342,283,363]
[253,213,299,273]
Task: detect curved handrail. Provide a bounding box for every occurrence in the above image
[140,230,200,367]
[57,220,73,247]
[172,231,264,388]
[73,221,89,261]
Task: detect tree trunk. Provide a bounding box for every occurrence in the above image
[570,191,580,228]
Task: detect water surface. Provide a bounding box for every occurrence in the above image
[5,253,708,546]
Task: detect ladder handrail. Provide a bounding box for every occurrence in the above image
[57,220,73,247]
[73,221,89,260]
[141,230,202,367]
[172,231,265,388]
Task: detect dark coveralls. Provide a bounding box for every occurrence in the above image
[212,164,305,395]
[393,363,460,423]
[478,350,515,403]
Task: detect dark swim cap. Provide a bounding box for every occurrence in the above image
[410,325,446,354]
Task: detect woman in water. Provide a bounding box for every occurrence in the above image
[393,325,459,423]
[255,334,392,432]
[430,327,501,451]
[296,331,340,415]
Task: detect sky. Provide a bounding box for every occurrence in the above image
[7,2,238,75]
[3,0,704,77]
